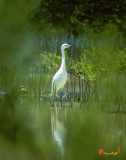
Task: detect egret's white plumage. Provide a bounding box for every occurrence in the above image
[51,43,71,96]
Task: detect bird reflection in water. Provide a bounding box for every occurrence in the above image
[51,107,66,160]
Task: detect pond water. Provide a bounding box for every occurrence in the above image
[0,98,126,160]
[17,99,126,159]
[50,106,126,160]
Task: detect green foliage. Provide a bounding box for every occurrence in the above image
[39,47,126,81]
[116,48,126,72]
[0,0,33,64]
[39,51,71,72]
[41,52,62,72]
[30,0,126,36]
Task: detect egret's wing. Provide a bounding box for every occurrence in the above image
[51,69,62,94]
[51,69,67,94]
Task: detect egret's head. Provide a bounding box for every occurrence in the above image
[61,43,71,50]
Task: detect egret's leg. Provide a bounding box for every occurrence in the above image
[56,94,60,98]
[61,90,67,100]
[55,90,60,98]
[50,83,57,107]
[61,89,63,107]
[61,89,63,99]
[53,83,58,98]
[54,87,60,98]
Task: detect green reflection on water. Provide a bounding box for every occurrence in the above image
[0,98,125,160]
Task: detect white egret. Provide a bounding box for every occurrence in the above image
[51,43,71,97]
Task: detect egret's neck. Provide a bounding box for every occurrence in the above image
[61,48,66,70]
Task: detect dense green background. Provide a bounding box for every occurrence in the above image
[0,0,126,160]
[30,0,126,36]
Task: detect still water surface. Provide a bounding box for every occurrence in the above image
[50,106,126,159]
[22,99,125,160]
[3,99,126,160]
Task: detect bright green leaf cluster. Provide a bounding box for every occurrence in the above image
[38,47,126,81]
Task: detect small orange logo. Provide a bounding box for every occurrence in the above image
[99,149,104,155]
[99,147,120,156]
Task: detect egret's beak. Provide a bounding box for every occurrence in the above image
[68,45,71,48]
